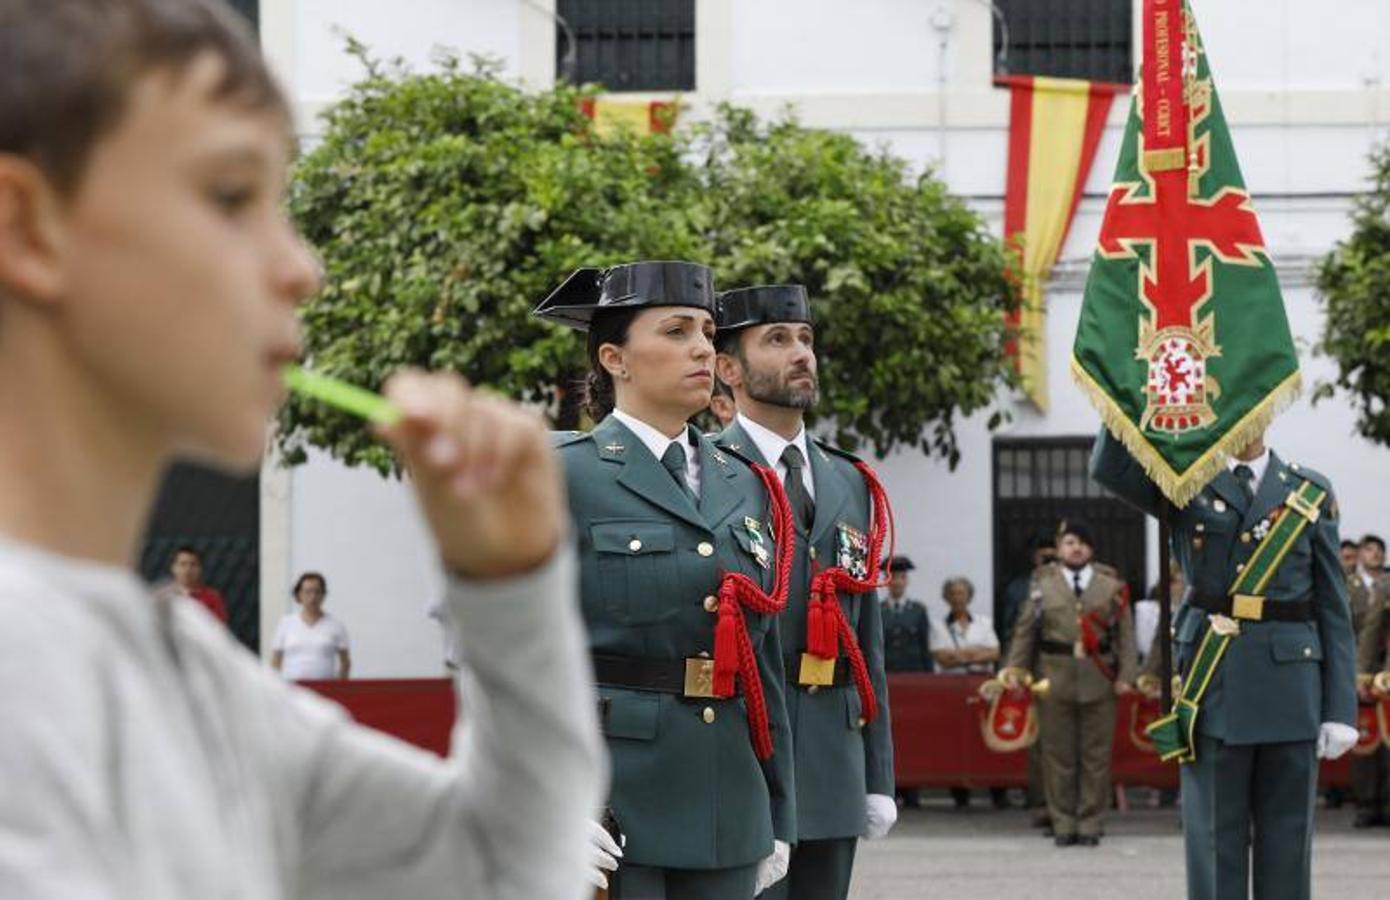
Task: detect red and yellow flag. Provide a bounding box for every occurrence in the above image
[1001,76,1125,410]
[579,98,677,137]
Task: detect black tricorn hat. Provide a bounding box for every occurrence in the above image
[1057,518,1096,548]
[715,285,813,333]
[532,261,716,332]
[883,555,915,573]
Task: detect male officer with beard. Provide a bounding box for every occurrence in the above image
[713,285,895,900]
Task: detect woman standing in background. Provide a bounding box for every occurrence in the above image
[272,572,351,680]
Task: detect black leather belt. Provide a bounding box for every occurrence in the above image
[1191,593,1314,622]
[784,654,854,688]
[1038,638,1112,656]
[592,653,726,699]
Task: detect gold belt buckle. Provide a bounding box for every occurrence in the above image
[799,653,837,687]
[1232,594,1265,621]
[684,658,716,698]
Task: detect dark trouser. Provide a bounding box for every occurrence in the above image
[1027,743,1047,812]
[1039,696,1116,837]
[620,863,759,900]
[1351,745,1390,816]
[760,838,857,900]
[1181,735,1318,900]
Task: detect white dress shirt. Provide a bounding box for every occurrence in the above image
[1063,563,1094,595]
[1226,447,1270,488]
[613,408,701,496]
[735,413,815,500]
[929,612,999,674]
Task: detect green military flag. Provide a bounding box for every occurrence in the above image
[1072,0,1299,508]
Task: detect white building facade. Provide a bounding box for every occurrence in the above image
[255,0,1390,673]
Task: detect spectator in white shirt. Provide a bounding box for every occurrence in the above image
[271,572,351,681]
[930,577,1008,809]
[930,577,999,675]
[1135,563,1186,667]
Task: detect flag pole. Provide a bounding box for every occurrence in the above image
[1158,498,1173,712]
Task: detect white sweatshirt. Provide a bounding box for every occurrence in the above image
[0,536,604,900]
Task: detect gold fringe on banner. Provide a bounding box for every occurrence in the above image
[1070,359,1302,509]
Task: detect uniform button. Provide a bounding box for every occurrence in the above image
[1240,532,1252,544]
[629,538,643,552]
[1195,523,1206,533]
[809,548,818,560]
[856,717,867,729]
[697,542,714,557]
[702,707,716,724]
[807,685,820,695]
[1303,647,1312,658]
[703,595,719,613]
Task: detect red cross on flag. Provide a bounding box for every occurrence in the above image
[1071,0,1300,507]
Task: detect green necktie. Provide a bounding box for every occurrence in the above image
[661,441,694,501]
[781,445,814,532]
[1233,463,1256,503]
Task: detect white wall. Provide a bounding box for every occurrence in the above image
[270,449,448,678]
[263,0,1390,669]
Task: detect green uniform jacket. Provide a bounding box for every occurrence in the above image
[1356,577,1389,674]
[880,599,934,672]
[716,423,894,842]
[1091,430,1357,743]
[556,416,795,870]
[1004,562,1139,704]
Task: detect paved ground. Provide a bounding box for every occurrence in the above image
[848,794,1390,899]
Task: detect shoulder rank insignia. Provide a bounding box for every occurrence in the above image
[743,516,771,569]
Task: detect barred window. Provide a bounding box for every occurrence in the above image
[557,0,695,92]
[993,0,1132,85]
[993,436,1147,603]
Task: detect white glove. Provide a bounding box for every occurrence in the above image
[1317,722,1359,760]
[587,819,623,890]
[862,792,898,840]
[754,840,790,895]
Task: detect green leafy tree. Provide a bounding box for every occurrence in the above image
[283,45,703,472]
[1316,143,1390,445]
[283,48,1016,472]
[693,107,1018,463]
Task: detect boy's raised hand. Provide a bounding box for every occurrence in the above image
[377,371,564,580]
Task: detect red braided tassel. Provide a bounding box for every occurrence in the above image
[712,592,740,697]
[708,463,796,760]
[805,591,831,659]
[835,609,878,723]
[793,460,899,725]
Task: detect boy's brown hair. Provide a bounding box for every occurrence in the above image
[0,0,288,196]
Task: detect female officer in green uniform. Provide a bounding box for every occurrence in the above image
[533,261,796,900]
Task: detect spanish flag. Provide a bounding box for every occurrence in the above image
[579,98,677,137]
[1002,75,1125,410]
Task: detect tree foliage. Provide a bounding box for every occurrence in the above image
[283,45,1017,472]
[1316,143,1390,446]
[691,107,1017,461]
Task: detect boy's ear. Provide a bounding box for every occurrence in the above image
[714,352,742,389]
[0,157,67,304]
